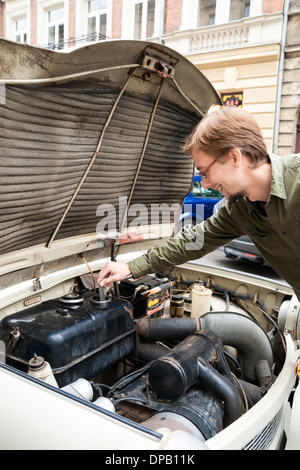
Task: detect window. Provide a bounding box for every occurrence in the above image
[245,2,250,17]
[230,0,250,21]
[197,0,216,27]
[87,0,107,41]
[209,13,215,25]
[15,17,27,43]
[47,7,64,49]
[134,0,155,40]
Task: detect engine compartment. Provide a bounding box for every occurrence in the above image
[0,271,288,445]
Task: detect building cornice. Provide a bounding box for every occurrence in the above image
[186,43,281,69]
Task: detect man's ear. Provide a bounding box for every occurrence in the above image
[230,148,242,166]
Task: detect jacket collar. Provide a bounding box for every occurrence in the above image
[268,152,287,200]
[245,153,286,214]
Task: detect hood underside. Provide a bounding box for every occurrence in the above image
[0,39,221,279]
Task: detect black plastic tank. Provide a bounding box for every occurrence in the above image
[0,293,136,387]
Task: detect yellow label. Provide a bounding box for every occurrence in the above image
[148,298,159,309]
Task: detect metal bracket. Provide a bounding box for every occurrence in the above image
[33,277,42,291]
[142,54,175,79]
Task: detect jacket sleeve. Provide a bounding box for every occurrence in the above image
[128,204,243,277]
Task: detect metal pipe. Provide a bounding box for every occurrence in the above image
[199,312,273,382]
[172,78,205,117]
[137,316,200,341]
[46,70,135,247]
[137,312,273,383]
[197,358,245,427]
[273,0,290,153]
[119,79,165,233]
[148,330,226,400]
[0,64,140,85]
[158,0,166,44]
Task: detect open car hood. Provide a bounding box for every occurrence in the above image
[0,39,220,283]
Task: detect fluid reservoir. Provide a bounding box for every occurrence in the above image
[27,354,58,387]
[191,285,212,317]
[170,294,184,318]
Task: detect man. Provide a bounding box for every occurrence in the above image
[98,106,300,300]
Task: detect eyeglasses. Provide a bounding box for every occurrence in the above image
[198,159,217,179]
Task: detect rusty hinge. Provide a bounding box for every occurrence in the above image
[141,53,175,79]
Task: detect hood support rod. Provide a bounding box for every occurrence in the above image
[0,64,140,86]
[119,79,164,234]
[46,69,136,248]
[172,77,205,117]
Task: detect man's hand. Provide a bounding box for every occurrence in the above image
[97,261,132,287]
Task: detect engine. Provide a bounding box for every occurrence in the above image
[0,274,277,443]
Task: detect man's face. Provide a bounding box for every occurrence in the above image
[192,149,246,203]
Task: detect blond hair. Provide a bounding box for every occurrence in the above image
[183,106,268,166]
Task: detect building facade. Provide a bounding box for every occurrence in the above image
[276,0,300,155]
[165,0,285,152]
[0,0,298,154]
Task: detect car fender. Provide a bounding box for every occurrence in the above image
[285,355,300,450]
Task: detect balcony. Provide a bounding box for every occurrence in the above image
[190,22,249,53]
[162,13,283,57]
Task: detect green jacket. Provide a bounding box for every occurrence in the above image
[128,153,300,299]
